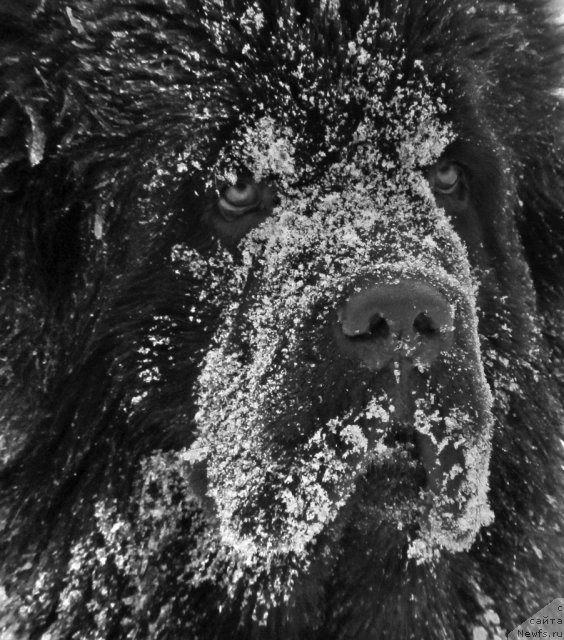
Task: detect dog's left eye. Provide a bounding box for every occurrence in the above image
[211,180,275,240]
[431,162,462,195]
[219,181,261,215]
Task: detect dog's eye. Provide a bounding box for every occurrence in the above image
[213,180,275,233]
[219,181,261,214]
[431,162,462,195]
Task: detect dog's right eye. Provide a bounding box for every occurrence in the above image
[208,180,275,245]
[222,182,260,209]
[218,181,262,218]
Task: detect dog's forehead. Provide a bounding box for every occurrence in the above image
[216,7,437,117]
[205,8,452,187]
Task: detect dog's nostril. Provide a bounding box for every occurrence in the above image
[413,312,438,337]
[348,313,391,340]
[368,314,390,338]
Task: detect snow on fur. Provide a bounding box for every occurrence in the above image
[24,2,502,627]
[184,7,494,587]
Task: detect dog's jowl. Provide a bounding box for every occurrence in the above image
[0,1,563,639]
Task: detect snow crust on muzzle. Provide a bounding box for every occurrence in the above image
[188,154,493,569]
[187,8,493,571]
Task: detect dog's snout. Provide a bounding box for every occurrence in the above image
[335,281,454,371]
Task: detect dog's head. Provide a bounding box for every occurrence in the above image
[172,3,542,573]
[2,1,563,633]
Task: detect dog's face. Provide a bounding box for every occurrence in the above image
[2,1,563,635]
[172,6,536,578]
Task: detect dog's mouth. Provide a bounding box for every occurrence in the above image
[350,436,428,527]
[350,409,469,520]
[191,344,492,565]
[190,276,494,567]
[351,368,469,503]
[355,418,428,493]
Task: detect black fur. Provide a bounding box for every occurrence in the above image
[0,1,563,639]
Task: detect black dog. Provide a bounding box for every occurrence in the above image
[1,1,563,638]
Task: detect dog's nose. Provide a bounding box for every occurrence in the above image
[335,281,454,371]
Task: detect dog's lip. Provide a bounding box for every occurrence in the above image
[358,438,428,498]
[358,418,422,466]
[356,416,467,513]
